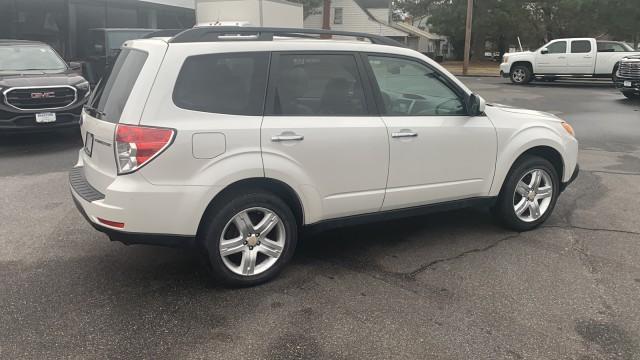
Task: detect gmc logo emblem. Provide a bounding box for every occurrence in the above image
[31,91,56,99]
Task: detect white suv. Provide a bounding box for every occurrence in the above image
[70,27,579,286]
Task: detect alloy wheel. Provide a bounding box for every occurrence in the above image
[219,207,286,276]
[512,169,553,222]
[512,68,527,83]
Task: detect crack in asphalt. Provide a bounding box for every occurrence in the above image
[541,224,640,236]
[307,232,522,297]
[405,233,521,278]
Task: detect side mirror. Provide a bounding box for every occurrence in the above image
[540,48,549,55]
[467,93,485,116]
[68,61,82,71]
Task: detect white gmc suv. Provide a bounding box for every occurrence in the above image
[70,27,579,286]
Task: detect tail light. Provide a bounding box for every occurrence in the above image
[115,124,175,174]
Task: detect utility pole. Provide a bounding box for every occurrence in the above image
[462,0,473,75]
[321,0,332,39]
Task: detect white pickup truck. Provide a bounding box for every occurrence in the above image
[500,38,638,84]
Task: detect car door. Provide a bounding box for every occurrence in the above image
[566,39,596,74]
[535,40,568,74]
[261,52,389,221]
[363,54,497,211]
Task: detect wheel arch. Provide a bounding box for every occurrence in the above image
[512,61,534,74]
[196,177,305,239]
[612,62,620,78]
[514,146,564,180]
[490,134,568,197]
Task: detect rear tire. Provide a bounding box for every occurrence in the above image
[493,156,560,232]
[510,65,532,85]
[199,190,297,286]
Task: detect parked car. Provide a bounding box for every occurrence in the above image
[80,28,158,85]
[0,40,90,132]
[614,54,640,100]
[70,27,579,286]
[500,38,638,84]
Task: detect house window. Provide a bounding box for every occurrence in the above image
[333,8,343,24]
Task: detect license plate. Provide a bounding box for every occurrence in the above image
[84,132,94,157]
[624,81,632,87]
[35,112,56,123]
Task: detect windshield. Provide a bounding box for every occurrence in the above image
[621,42,635,52]
[0,45,67,71]
[597,41,634,52]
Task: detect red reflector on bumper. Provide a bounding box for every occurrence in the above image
[97,218,125,229]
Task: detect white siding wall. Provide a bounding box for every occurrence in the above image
[197,0,261,24]
[197,0,302,27]
[262,0,303,27]
[304,0,406,37]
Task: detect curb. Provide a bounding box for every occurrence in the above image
[447,73,500,78]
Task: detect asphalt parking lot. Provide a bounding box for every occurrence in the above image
[1,77,639,359]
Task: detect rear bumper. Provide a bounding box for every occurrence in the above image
[71,194,195,248]
[69,163,203,248]
[561,164,579,192]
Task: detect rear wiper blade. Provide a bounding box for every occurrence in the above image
[84,105,106,117]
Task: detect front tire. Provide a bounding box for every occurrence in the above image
[510,65,532,85]
[493,156,560,231]
[200,190,298,286]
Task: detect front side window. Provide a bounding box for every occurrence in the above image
[173,52,269,116]
[368,56,466,116]
[270,54,367,116]
[571,40,592,54]
[0,45,67,72]
[546,41,567,54]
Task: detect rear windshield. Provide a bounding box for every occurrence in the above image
[88,48,148,123]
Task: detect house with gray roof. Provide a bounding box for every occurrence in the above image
[303,0,452,59]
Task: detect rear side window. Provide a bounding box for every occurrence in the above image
[269,53,367,116]
[89,48,148,123]
[571,40,592,53]
[173,52,269,116]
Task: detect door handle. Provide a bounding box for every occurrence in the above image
[558,56,567,59]
[271,134,304,142]
[391,131,418,138]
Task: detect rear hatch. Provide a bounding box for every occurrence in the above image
[80,39,167,194]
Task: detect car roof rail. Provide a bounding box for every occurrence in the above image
[168,26,405,47]
[142,29,185,39]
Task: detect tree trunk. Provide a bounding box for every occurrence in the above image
[470,0,487,61]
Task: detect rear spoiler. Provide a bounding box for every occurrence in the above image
[142,29,185,39]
